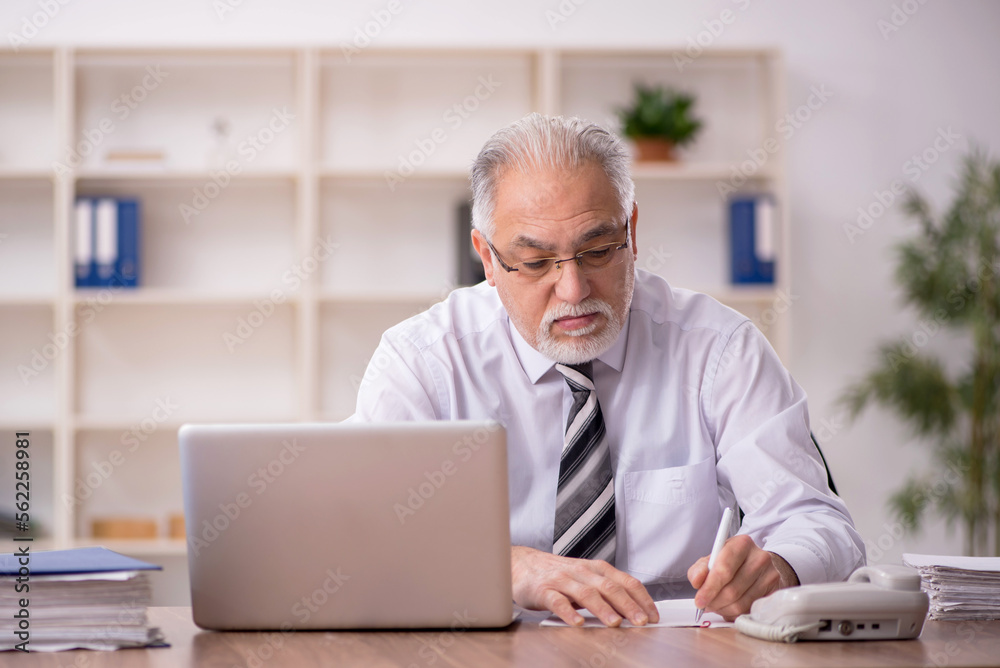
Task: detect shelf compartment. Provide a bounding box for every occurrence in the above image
[74,303,298,423]
[319,52,534,172]
[74,51,299,173]
[320,300,432,421]
[0,179,56,297]
[0,428,55,541]
[0,304,57,423]
[632,180,779,293]
[73,428,183,542]
[320,178,468,297]
[559,52,773,166]
[0,52,55,171]
[75,178,298,294]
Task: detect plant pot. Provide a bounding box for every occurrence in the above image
[633,138,677,162]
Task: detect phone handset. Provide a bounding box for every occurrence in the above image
[734,565,929,643]
[847,565,922,590]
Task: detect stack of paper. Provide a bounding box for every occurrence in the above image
[0,546,165,652]
[902,553,1000,621]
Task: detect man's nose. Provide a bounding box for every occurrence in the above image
[552,259,591,304]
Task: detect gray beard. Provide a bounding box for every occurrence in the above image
[533,271,634,365]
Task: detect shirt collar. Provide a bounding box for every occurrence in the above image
[508,311,630,384]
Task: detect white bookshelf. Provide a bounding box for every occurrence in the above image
[0,47,789,582]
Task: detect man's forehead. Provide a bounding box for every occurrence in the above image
[507,220,621,251]
[491,162,619,235]
[494,160,612,199]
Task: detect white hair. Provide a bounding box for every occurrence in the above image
[469,113,635,239]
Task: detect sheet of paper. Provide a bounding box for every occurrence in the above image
[902,553,1000,572]
[540,598,735,628]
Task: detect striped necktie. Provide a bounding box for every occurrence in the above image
[552,362,616,565]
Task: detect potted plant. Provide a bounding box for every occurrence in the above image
[841,149,1000,556]
[617,83,703,162]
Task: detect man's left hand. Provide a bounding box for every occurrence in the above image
[686,534,799,621]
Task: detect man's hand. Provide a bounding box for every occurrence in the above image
[687,534,799,621]
[511,546,659,627]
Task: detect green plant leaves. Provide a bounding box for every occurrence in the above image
[617,83,703,146]
[842,148,1000,555]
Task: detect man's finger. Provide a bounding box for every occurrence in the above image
[544,591,586,626]
[692,535,753,609]
[558,563,654,626]
[586,561,658,625]
[619,571,660,624]
[687,556,709,589]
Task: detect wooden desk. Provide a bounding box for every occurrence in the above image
[12,608,1000,667]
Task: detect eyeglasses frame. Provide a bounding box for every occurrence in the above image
[484,221,632,280]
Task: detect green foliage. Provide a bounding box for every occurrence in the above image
[842,342,957,437]
[617,84,703,146]
[841,148,1000,556]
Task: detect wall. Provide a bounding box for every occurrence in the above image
[4,0,1000,568]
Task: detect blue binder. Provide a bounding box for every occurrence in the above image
[729,195,776,284]
[74,197,141,288]
[115,199,140,288]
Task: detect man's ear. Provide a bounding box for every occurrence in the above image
[629,201,639,260]
[471,229,497,286]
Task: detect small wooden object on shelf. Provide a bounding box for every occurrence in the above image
[169,514,186,540]
[92,518,158,540]
[633,138,676,162]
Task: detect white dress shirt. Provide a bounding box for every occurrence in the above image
[351,269,865,597]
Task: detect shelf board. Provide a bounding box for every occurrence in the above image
[705,285,783,304]
[319,163,773,183]
[0,419,55,432]
[0,167,53,180]
[559,46,780,60]
[630,162,777,181]
[319,290,450,305]
[75,168,298,182]
[71,537,188,556]
[2,537,57,551]
[71,288,303,306]
[319,167,469,181]
[73,415,303,431]
[0,295,55,307]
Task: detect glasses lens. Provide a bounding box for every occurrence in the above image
[579,243,623,271]
[522,242,627,283]
[515,258,555,278]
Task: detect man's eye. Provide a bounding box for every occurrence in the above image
[584,248,611,260]
[521,259,552,271]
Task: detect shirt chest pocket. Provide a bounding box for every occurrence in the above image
[622,456,720,581]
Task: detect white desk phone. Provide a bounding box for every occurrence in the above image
[735,565,930,643]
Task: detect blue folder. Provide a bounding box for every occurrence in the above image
[0,546,161,575]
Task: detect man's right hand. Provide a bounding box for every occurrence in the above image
[511,545,659,627]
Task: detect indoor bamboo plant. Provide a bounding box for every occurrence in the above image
[841,149,1000,556]
[617,83,703,162]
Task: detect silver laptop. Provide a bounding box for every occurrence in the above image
[178,421,513,630]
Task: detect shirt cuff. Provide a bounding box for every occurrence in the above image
[765,542,830,586]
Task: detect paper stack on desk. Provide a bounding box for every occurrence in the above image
[903,553,1000,621]
[0,546,165,652]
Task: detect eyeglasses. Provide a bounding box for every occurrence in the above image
[485,225,631,284]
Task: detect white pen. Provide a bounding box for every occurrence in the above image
[695,506,733,624]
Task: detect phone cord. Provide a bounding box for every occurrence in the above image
[734,615,823,643]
